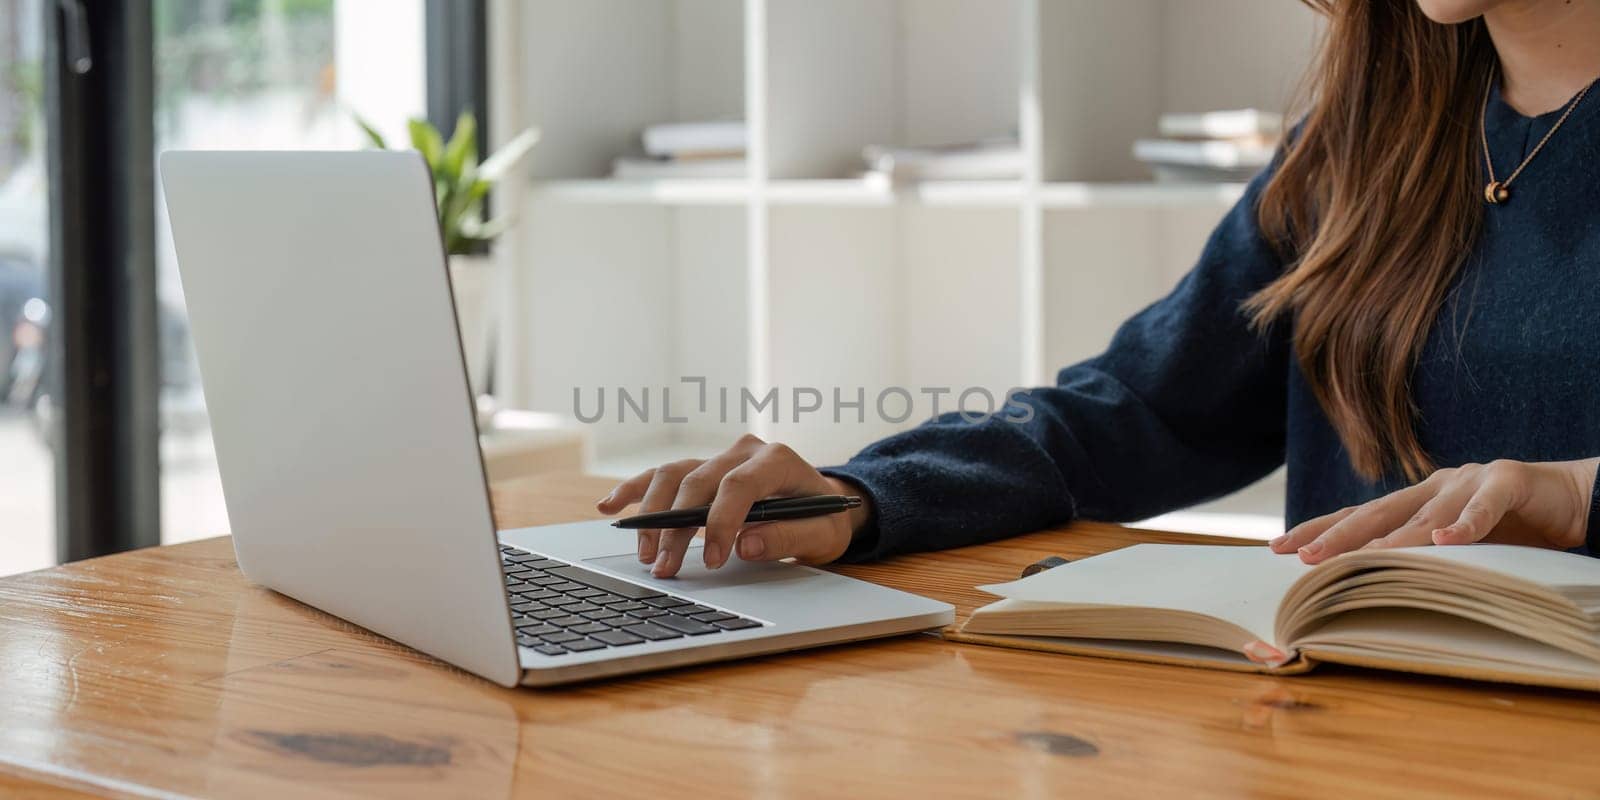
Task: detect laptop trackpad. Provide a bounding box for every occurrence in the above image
[585,547,815,591]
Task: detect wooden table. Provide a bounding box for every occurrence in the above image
[2,474,1598,799]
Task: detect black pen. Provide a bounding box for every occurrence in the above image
[610,495,863,529]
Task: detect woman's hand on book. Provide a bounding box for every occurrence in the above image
[596,434,871,578]
[1271,458,1600,564]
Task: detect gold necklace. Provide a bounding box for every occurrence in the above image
[1480,67,1592,205]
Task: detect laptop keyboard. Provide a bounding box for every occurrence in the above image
[500,544,764,656]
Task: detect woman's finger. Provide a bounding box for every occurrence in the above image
[670,436,768,569]
[735,517,850,564]
[1366,481,1478,550]
[703,444,809,561]
[700,448,806,566]
[1432,473,1517,544]
[634,459,703,566]
[652,526,701,577]
[1299,481,1437,564]
[1271,506,1356,553]
[650,438,774,577]
[596,468,655,515]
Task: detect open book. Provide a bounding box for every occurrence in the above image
[957,544,1600,691]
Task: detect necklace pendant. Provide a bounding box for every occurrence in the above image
[1484,181,1510,205]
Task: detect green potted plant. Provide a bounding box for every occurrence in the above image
[355,111,539,404]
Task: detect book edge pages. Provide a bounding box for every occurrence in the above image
[942,629,1313,677]
[1273,544,1600,648]
[1299,647,1600,693]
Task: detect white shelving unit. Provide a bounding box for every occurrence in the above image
[494,0,1320,485]
[528,178,1245,209]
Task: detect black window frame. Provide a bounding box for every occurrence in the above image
[424,0,493,387]
[45,0,160,562]
[425,0,490,163]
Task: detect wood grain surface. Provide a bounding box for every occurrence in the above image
[0,473,1597,799]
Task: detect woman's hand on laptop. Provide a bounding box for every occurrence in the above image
[1270,458,1598,564]
[597,434,872,578]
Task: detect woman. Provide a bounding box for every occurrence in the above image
[601,0,1600,581]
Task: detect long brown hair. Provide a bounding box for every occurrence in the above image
[1246,0,1496,482]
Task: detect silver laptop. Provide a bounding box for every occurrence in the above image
[159,150,953,687]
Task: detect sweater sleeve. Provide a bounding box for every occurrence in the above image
[822,164,1292,562]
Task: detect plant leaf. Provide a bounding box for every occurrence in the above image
[352,113,388,149]
[408,118,444,171]
[461,213,513,241]
[477,127,541,183]
[440,169,485,240]
[442,111,477,183]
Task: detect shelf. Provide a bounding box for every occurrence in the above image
[1038,182,1247,209]
[528,179,749,207]
[764,178,887,206]
[526,179,1238,209]
[910,180,1028,207]
[765,178,1024,208]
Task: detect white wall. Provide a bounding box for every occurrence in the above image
[1161,0,1322,115]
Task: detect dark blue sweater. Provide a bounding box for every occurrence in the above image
[824,80,1600,562]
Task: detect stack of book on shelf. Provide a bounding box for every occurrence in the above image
[612,120,746,179]
[1133,109,1281,182]
[860,135,1022,184]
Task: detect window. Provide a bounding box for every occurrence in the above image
[5,0,458,572]
[152,0,426,543]
[0,0,54,574]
